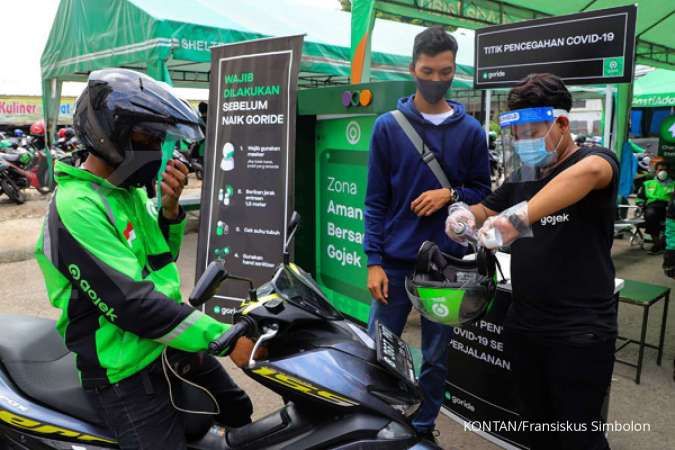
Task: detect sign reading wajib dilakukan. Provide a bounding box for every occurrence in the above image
[474,5,637,89]
[197,36,303,322]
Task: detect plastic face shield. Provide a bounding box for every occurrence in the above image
[499,107,568,182]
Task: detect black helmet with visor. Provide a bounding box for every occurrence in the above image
[74,68,203,195]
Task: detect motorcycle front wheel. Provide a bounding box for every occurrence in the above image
[0,178,25,204]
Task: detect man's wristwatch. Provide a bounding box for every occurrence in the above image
[447,188,460,204]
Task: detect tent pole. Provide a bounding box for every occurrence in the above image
[613,83,633,160]
[603,85,613,148]
[147,59,173,85]
[484,89,492,142]
[47,79,62,144]
[350,0,376,84]
[41,78,62,183]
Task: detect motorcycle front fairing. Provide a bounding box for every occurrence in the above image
[239,264,422,425]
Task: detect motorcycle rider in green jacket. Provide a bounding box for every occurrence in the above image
[35,69,254,449]
[639,158,675,253]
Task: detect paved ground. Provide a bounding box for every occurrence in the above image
[0,187,672,449]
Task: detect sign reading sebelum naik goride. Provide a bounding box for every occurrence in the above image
[196,36,303,322]
[474,5,637,89]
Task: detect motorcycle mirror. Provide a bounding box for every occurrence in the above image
[283,211,301,264]
[224,273,258,303]
[189,261,228,307]
[287,211,300,236]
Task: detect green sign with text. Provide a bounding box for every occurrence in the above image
[315,116,375,322]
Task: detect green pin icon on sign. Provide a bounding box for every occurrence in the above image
[346,121,361,145]
[603,57,624,77]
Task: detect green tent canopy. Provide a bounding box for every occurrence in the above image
[632,69,675,108]
[40,0,476,142]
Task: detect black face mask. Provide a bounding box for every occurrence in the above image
[415,78,453,104]
[108,145,162,197]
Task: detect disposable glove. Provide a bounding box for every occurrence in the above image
[477,201,533,249]
[445,202,477,246]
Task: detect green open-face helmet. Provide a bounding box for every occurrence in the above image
[405,241,496,327]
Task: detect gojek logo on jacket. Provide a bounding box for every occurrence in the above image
[68,264,118,322]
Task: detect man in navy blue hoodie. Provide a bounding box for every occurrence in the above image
[364,26,490,439]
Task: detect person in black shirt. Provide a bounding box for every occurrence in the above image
[446,73,618,450]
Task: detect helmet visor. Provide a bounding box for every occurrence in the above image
[136,121,204,144]
[499,107,567,182]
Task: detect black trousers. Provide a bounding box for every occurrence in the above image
[86,350,252,450]
[505,330,615,450]
[644,202,667,241]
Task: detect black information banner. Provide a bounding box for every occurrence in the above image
[474,5,637,89]
[196,36,303,322]
[443,288,528,449]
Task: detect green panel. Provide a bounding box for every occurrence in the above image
[298,81,473,117]
[299,81,414,116]
[315,116,375,322]
[309,80,477,116]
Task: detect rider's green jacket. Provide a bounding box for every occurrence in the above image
[642,178,675,204]
[35,161,230,387]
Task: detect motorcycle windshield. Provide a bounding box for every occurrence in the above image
[271,264,342,320]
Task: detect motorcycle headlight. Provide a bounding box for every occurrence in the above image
[376,421,415,440]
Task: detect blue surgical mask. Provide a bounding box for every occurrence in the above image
[513,124,562,168]
[513,138,556,167]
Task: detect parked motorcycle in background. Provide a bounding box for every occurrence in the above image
[0,142,65,202]
[0,157,25,204]
[55,128,88,167]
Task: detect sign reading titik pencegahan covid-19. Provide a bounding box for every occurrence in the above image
[196,36,303,323]
[474,5,637,89]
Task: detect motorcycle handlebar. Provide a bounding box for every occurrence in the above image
[208,317,256,357]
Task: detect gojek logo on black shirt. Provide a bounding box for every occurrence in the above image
[540,213,571,226]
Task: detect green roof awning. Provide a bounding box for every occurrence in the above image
[632,69,675,107]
